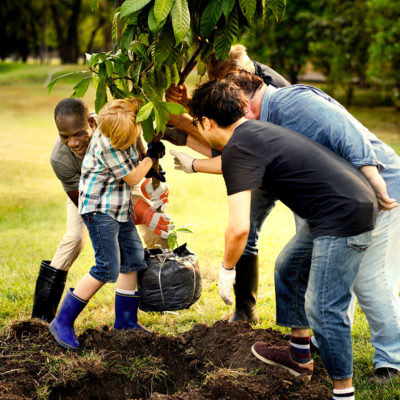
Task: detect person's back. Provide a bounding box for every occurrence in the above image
[222,119,378,237]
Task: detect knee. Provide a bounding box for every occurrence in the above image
[63,231,86,249]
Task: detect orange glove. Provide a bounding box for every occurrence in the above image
[140,178,169,212]
[131,199,174,239]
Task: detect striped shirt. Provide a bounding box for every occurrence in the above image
[78,128,140,222]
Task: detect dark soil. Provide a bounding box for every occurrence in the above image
[0,319,331,399]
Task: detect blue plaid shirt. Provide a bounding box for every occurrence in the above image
[260,84,400,201]
[78,129,140,222]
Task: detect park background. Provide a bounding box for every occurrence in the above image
[0,0,400,399]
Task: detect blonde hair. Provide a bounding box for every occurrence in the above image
[207,44,256,80]
[98,98,141,150]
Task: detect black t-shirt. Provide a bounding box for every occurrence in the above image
[222,120,378,238]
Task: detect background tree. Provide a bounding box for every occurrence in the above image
[242,0,314,84]
[307,0,370,105]
[51,0,286,141]
[367,0,400,106]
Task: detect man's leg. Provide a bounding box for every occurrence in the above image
[306,233,371,399]
[252,224,314,381]
[32,198,86,321]
[353,207,400,383]
[230,189,276,322]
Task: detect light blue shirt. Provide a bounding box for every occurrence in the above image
[260,84,400,201]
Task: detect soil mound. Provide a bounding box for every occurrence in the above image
[0,319,331,399]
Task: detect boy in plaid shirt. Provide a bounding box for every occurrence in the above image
[49,98,165,349]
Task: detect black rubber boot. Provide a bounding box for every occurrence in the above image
[230,254,259,322]
[32,260,68,322]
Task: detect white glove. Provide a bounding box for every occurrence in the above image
[218,264,236,305]
[169,149,196,174]
[141,178,169,212]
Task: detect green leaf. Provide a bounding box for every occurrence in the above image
[171,63,179,84]
[239,0,257,22]
[164,64,171,89]
[90,0,101,12]
[120,0,152,18]
[221,0,235,17]
[153,102,170,133]
[148,7,158,34]
[197,59,207,76]
[167,231,178,250]
[47,71,87,93]
[105,59,114,77]
[165,101,187,115]
[214,7,239,60]
[171,0,190,44]
[71,77,91,98]
[141,116,155,143]
[112,11,120,47]
[136,102,154,123]
[95,80,108,113]
[200,0,223,39]
[128,40,150,62]
[120,26,134,52]
[154,0,173,25]
[88,52,107,68]
[267,0,286,22]
[175,227,193,233]
[154,29,174,68]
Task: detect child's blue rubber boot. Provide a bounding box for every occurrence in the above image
[49,288,88,350]
[114,291,150,332]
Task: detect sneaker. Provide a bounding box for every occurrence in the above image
[252,342,314,381]
[370,367,399,384]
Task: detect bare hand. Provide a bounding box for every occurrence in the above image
[166,83,188,106]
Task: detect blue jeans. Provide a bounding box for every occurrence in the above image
[244,189,277,255]
[82,212,147,283]
[275,224,372,379]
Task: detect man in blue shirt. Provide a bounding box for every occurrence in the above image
[228,71,400,384]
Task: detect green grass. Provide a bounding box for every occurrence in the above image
[1,62,399,399]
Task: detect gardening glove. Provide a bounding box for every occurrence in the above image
[218,264,236,306]
[146,141,165,161]
[170,149,196,174]
[141,178,169,212]
[132,198,174,239]
[145,164,166,182]
[163,125,188,146]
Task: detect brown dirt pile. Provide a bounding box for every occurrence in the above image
[0,319,331,399]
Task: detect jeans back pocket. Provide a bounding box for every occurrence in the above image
[347,231,372,252]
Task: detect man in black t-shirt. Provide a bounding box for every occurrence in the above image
[187,80,378,400]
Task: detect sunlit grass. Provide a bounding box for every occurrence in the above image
[0,63,399,399]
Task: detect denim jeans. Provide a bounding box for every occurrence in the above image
[244,188,277,255]
[275,224,372,379]
[82,212,147,283]
[353,206,400,371]
[245,189,305,255]
[276,208,400,372]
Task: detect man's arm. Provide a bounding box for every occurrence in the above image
[223,190,252,268]
[360,165,398,210]
[170,150,222,174]
[218,190,251,305]
[67,190,79,208]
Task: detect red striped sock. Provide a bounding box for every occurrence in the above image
[290,335,311,363]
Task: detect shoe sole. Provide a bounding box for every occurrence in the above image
[49,323,80,350]
[251,344,311,382]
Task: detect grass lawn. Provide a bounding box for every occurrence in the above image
[0,63,399,399]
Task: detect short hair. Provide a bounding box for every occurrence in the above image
[188,80,246,127]
[54,98,89,123]
[98,98,141,150]
[225,70,265,98]
[207,44,256,80]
